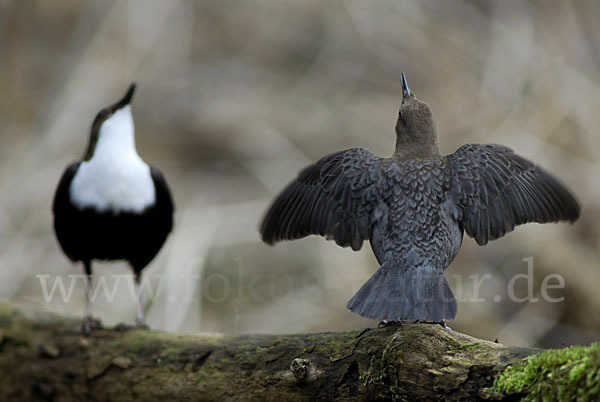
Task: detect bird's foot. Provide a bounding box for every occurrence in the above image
[76,317,103,335]
[114,321,150,332]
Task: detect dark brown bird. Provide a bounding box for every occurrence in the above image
[259,72,580,323]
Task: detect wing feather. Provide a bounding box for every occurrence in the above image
[260,148,382,250]
[447,144,580,245]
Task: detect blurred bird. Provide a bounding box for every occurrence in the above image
[260,72,580,323]
[53,84,174,332]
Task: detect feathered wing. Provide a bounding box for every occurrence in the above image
[447,144,580,245]
[52,162,81,262]
[260,148,382,251]
[150,166,175,223]
[52,162,80,216]
[124,165,175,271]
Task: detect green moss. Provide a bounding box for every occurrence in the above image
[329,332,365,361]
[380,335,403,374]
[0,303,15,321]
[0,304,16,332]
[119,330,221,361]
[492,342,600,401]
[361,335,404,389]
[2,319,32,346]
[447,342,481,353]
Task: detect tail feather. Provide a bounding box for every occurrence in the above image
[347,263,457,322]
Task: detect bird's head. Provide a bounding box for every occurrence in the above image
[394,72,439,158]
[84,83,137,160]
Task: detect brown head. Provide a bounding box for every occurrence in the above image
[394,72,439,159]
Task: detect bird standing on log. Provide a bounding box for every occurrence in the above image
[260,73,580,323]
[53,84,174,332]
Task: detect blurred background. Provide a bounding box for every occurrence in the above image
[1,0,599,349]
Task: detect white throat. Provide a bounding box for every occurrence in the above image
[70,106,156,213]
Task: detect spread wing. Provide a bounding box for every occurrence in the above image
[260,148,382,251]
[447,144,580,245]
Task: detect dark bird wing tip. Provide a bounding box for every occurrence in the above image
[448,144,582,243]
[258,148,381,249]
[258,224,278,245]
[259,231,273,244]
[568,205,581,222]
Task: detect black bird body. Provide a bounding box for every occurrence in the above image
[53,163,172,273]
[52,84,174,331]
[260,73,580,322]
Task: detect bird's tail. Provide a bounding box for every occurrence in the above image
[346,262,457,322]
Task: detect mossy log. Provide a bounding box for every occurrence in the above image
[0,303,595,401]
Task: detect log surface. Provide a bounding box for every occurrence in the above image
[0,304,537,401]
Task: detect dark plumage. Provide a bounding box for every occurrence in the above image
[260,72,579,323]
[53,165,173,270]
[53,84,174,332]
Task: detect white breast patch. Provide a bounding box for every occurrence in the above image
[69,105,156,213]
[70,154,156,213]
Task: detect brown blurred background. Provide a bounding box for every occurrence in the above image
[1,0,598,348]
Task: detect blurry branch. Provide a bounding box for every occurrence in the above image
[0,303,551,401]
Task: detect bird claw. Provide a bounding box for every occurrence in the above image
[378,319,403,328]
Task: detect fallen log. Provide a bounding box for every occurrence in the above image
[0,303,596,401]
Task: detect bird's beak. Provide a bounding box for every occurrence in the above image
[401,72,411,99]
[115,83,136,110]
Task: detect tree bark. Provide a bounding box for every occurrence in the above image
[0,303,536,401]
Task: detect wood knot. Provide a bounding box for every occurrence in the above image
[39,344,61,358]
[112,356,132,369]
[290,358,311,381]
